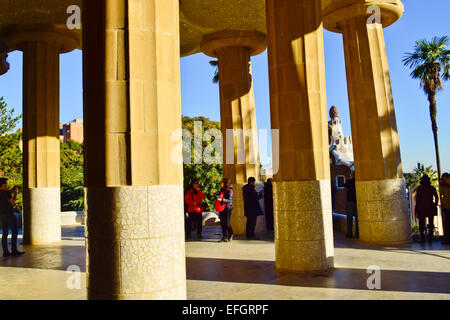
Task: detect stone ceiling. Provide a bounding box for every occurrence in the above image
[0,0,266,57]
[0,1,400,57]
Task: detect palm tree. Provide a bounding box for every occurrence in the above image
[403,36,450,180]
[406,163,439,194]
[209,59,219,84]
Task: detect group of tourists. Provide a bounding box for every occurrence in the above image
[342,170,450,244]
[185,170,450,244]
[184,177,274,242]
[415,173,450,244]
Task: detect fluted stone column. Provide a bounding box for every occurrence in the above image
[1,26,79,244]
[201,31,266,235]
[266,0,334,271]
[323,0,410,245]
[83,0,186,299]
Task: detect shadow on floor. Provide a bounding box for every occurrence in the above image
[0,225,86,272]
[186,256,450,294]
[332,233,450,261]
[0,243,86,272]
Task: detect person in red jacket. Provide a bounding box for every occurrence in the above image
[185,180,206,239]
[214,178,234,243]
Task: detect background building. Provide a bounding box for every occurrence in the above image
[60,119,83,144]
[328,105,354,214]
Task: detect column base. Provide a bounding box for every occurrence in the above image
[274,181,334,272]
[356,178,411,245]
[23,187,61,245]
[86,185,187,300]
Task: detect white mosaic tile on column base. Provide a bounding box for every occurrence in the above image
[356,178,411,245]
[85,185,187,300]
[273,181,334,272]
[23,187,61,245]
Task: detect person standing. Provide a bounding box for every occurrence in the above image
[0,178,24,257]
[415,174,439,244]
[184,180,206,240]
[215,178,234,243]
[439,173,450,245]
[263,178,274,232]
[331,179,337,213]
[344,171,359,239]
[242,177,263,240]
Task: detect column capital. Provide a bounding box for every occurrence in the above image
[200,30,266,58]
[322,0,404,33]
[0,24,79,53]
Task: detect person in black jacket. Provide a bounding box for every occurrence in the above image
[243,177,263,239]
[344,171,359,239]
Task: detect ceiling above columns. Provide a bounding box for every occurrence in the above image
[322,0,404,33]
[0,0,404,57]
[0,0,82,50]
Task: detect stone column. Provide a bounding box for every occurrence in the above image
[201,31,266,235]
[83,0,186,299]
[1,26,79,244]
[323,0,410,244]
[266,0,334,271]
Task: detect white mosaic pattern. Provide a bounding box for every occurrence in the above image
[85,185,186,299]
[273,180,334,272]
[23,187,61,244]
[356,178,411,244]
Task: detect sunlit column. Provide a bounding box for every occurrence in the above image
[266,0,334,271]
[1,26,79,244]
[201,30,266,235]
[83,0,186,299]
[323,0,410,244]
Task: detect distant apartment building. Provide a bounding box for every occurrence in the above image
[60,119,84,144]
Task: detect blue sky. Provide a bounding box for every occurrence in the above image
[0,0,449,174]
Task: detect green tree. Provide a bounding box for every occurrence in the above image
[60,140,84,211]
[182,116,223,211]
[403,36,450,180]
[0,97,21,135]
[406,163,439,194]
[0,97,23,212]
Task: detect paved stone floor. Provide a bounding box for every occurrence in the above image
[0,226,449,300]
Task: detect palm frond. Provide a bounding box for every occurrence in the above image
[404,36,450,94]
[209,59,219,84]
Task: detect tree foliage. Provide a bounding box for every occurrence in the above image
[0,97,85,212]
[403,36,450,179]
[0,97,21,135]
[0,97,22,211]
[406,163,439,194]
[60,140,84,211]
[182,116,223,211]
[403,36,450,94]
[209,59,219,84]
